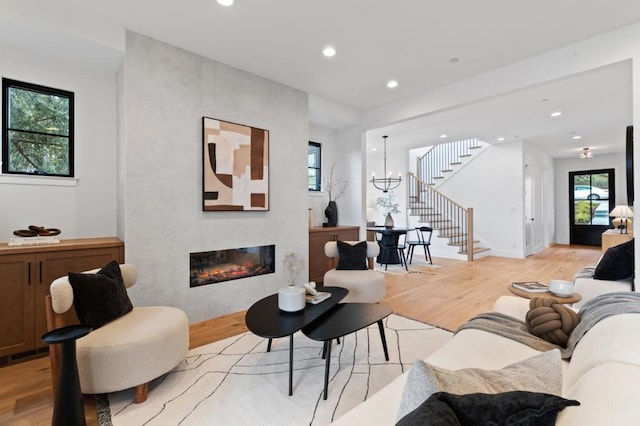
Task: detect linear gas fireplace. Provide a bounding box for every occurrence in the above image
[190,244,275,287]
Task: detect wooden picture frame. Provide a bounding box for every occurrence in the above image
[202,117,269,211]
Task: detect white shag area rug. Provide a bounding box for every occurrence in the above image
[97,314,452,426]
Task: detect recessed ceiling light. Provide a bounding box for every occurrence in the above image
[550,111,562,117]
[540,98,550,102]
[449,57,459,64]
[322,46,336,57]
[572,135,582,140]
[217,0,234,6]
[386,80,398,89]
[497,137,505,142]
[372,148,377,151]
[440,134,447,138]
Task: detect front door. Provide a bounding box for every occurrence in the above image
[569,169,615,246]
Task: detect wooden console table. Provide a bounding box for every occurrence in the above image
[601,229,633,253]
[0,237,124,360]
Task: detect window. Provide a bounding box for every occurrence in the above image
[308,141,321,191]
[2,78,74,177]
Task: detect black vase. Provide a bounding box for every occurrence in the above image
[325,201,338,226]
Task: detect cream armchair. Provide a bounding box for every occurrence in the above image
[323,241,386,303]
[45,264,189,403]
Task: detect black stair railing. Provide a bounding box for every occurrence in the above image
[417,138,482,185]
[408,172,475,261]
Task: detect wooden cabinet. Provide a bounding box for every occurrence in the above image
[309,226,359,284]
[0,237,124,359]
[601,229,633,253]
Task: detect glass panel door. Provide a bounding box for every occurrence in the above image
[569,169,614,245]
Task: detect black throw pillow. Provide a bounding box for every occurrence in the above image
[396,391,580,426]
[68,260,134,329]
[336,241,368,270]
[594,238,634,280]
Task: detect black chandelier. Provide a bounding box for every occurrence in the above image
[370,135,402,193]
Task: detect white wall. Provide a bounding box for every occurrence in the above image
[308,123,333,227]
[121,32,309,323]
[439,142,525,258]
[524,143,556,251]
[0,41,119,239]
[554,153,626,244]
[308,123,364,230]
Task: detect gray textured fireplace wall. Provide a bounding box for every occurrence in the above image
[118,32,309,323]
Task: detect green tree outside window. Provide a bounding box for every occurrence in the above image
[2,78,74,177]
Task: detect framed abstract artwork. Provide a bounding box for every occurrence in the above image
[202,117,269,211]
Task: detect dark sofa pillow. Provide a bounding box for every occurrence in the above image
[68,260,133,329]
[336,240,368,270]
[594,238,634,280]
[396,391,580,426]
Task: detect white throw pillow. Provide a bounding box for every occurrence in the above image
[396,349,562,421]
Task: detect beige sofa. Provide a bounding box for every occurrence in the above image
[332,293,640,425]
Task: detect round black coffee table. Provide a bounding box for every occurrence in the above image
[245,286,348,396]
[42,324,92,426]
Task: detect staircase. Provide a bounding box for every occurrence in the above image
[408,139,490,261]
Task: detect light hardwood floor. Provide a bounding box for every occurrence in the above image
[0,244,601,425]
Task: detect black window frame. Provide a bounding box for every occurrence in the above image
[308,141,321,191]
[2,78,74,177]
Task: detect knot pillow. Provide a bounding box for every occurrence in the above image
[525,298,579,346]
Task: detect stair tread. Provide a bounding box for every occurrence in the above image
[458,246,490,255]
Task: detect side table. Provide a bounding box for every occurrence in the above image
[302,303,393,399]
[245,286,348,396]
[508,286,582,304]
[42,324,92,426]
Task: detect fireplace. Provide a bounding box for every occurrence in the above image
[190,245,275,287]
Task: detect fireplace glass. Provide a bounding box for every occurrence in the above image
[190,245,275,287]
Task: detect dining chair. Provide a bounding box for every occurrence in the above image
[406,226,433,264]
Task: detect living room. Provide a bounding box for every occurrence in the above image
[1,1,640,424]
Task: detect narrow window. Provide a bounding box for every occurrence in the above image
[308,142,321,191]
[2,78,74,177]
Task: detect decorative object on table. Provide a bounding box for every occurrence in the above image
[511,281,549,293]
[202,117,269,211]
[13,225,62,237]
[282,252,304,286]
[526,298,579,346]
[548,279,574,297]
[278,252,306,312]
[10,225,62,246]
[609,205,634,233]
[370,135,402,193]
[376,191,400,228]
[277,286,306,312]
[323,163,348,227]
[304,282,331,304]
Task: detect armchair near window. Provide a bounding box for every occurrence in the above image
[45,263,189,403]
[323,241,386,303]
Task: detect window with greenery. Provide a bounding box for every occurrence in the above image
[2,78,74,177]
[308,141,321,191]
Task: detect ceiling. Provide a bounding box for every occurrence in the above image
[29,1,640,157]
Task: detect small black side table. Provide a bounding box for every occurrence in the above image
[42,324,92,426]
[302,303,393,400]
[245,286,348,396]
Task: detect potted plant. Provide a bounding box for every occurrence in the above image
[376,191,401,228]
